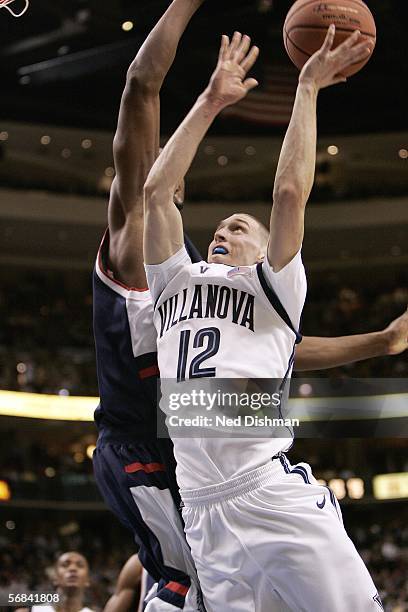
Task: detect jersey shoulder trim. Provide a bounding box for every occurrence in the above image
[256,262,302,344]
[95,229,151,301]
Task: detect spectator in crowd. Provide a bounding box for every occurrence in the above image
[16,551,94,612]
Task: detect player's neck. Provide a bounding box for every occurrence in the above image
[55,589,85,612]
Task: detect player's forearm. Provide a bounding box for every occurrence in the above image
[294,332,388,372]
[104,590,140,612]
[273,81,318,208]
[145,92,220,197]
[143,93,218,264]
[127,0,204,89]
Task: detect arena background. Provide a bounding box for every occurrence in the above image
[0,0,407,609]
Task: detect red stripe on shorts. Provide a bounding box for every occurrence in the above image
[124,462,166,474]
[165,582,189,597]
[138,365,160,379]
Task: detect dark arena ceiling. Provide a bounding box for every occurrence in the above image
[1,0,407,136]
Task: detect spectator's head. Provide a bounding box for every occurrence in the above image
[53,551,90,593]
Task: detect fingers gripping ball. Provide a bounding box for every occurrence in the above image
[284,0,376,77]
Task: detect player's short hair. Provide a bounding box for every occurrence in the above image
[54,551,89,569]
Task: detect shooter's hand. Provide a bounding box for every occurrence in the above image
[299,24,374,90]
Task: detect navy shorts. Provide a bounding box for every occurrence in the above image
[93,438,197,609]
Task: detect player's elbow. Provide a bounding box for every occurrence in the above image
[273,183,305,212]
[144,180,172,210]
[126,62,161,97]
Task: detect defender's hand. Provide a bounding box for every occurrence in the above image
[299,24,374,90]
[205,32,259,110]
[382,307,408,356]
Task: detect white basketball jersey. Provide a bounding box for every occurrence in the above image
[146,246,307,489]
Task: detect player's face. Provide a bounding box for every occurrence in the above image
[207,214,265,266]
[55,552,90,590]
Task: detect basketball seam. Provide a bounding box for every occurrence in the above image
[285,29,372,66]
[285,32,311,60]
[286,24,376,39]
[284,31,310,66]
[285,0,374,29]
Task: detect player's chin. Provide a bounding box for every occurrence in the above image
[65,576,80,584]
[209,253,231,265]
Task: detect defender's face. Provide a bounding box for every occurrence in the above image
[55,552,89,590]
[207,214,265,266]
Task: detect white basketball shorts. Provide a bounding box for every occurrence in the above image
[180,455,382,612]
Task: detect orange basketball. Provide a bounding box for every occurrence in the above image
[283,0,376,77]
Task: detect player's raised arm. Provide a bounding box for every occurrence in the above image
[268,25,374,271]
[108,0,204,287]
[144,32,259,265]
[295,307,408,371]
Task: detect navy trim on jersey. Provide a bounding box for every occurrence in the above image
[256,260,300,438]
[274,341,297,439]
[255,262,302,344]
[184,233,202,264]
[278,343,296,406]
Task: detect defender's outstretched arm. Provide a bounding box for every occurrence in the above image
[269,26,373,272]
[144,33,259,265]
[108,0,204,287]
[295,307,408,371]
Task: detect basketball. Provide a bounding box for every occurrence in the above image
[283,0,376,77]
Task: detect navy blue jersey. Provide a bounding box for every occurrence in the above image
[93,230,202,440]
[93,231,158,439]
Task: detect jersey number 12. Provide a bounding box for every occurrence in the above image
[177,327,220,382]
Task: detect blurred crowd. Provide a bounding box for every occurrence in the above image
[0,517,134,611]
[0,514,406,611]
[0,270,96,395]
[349,517,408,610]
[302,280,408,378]
[0,430,96,501]
[0,269,407,396]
